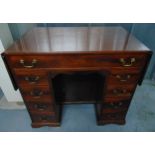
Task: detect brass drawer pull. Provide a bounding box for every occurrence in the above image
[110,102,123,109]
[112,89,130,96]
[116,75,131,82]
[119,58,136,67]
[20,59,37,68]
[34,104,47,111]
[30,90,43,98]
[25,76,40,84]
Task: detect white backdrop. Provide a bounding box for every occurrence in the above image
[0,39,23,102]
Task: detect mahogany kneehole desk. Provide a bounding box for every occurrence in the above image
[2,27,152,128]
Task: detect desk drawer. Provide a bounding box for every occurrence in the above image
[102,99,130,113]
[107,73,140,85]
[27,102,55,114]
[20,86,53,102]
[31,114,57,123]
[102,100,129,109]
[13,69,49,86]
[7,53,147,69]
[105,84,136,99]
[101,112,126,120]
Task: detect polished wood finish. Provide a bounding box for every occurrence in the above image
[13,69,49,86]
[27,102,55,114]
[6,53,148,69]
[4,27,149,53]
[2,26,152,128]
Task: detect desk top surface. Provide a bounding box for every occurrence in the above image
[5,26,150,54]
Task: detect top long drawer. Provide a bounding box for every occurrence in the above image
[6,53,149,69]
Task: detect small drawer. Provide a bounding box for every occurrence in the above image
[101,112,126,120]
[27,102,55,114]
[101,99,130,118]
[102,100,129,109]
[20,86,53,102]
[105,84,136,99]
[101,102,129,114]
[13,69,49,86]
[31,114,57,123]
[107,73,140,85]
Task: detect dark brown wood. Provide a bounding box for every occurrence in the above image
[6,53,148,69]
[1,26,152,128]
[4,27,150,53]
[27,102,55,114]
[13,69,49,86]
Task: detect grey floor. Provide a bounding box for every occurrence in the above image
[0,81,155,132]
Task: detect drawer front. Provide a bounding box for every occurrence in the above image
[105,84,136,99]
[101,112,126,120]
[27,102,55,114]
[13,69,49,86]
[103,100,130,109]
[102,108,128,114]
[31,114,57,123]
[102,100,130,113]
[107,73,140,85]
[7,53,147,69]
[20,86,53,102]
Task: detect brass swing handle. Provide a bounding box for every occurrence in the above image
[30,90,43,98]
[119,58,136,67]
[112,89,131,96]
[25,76,40,84]
[109,102,123,109]
[34,104,47,111]
[116,74,131,82]
[20,59,37,68]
